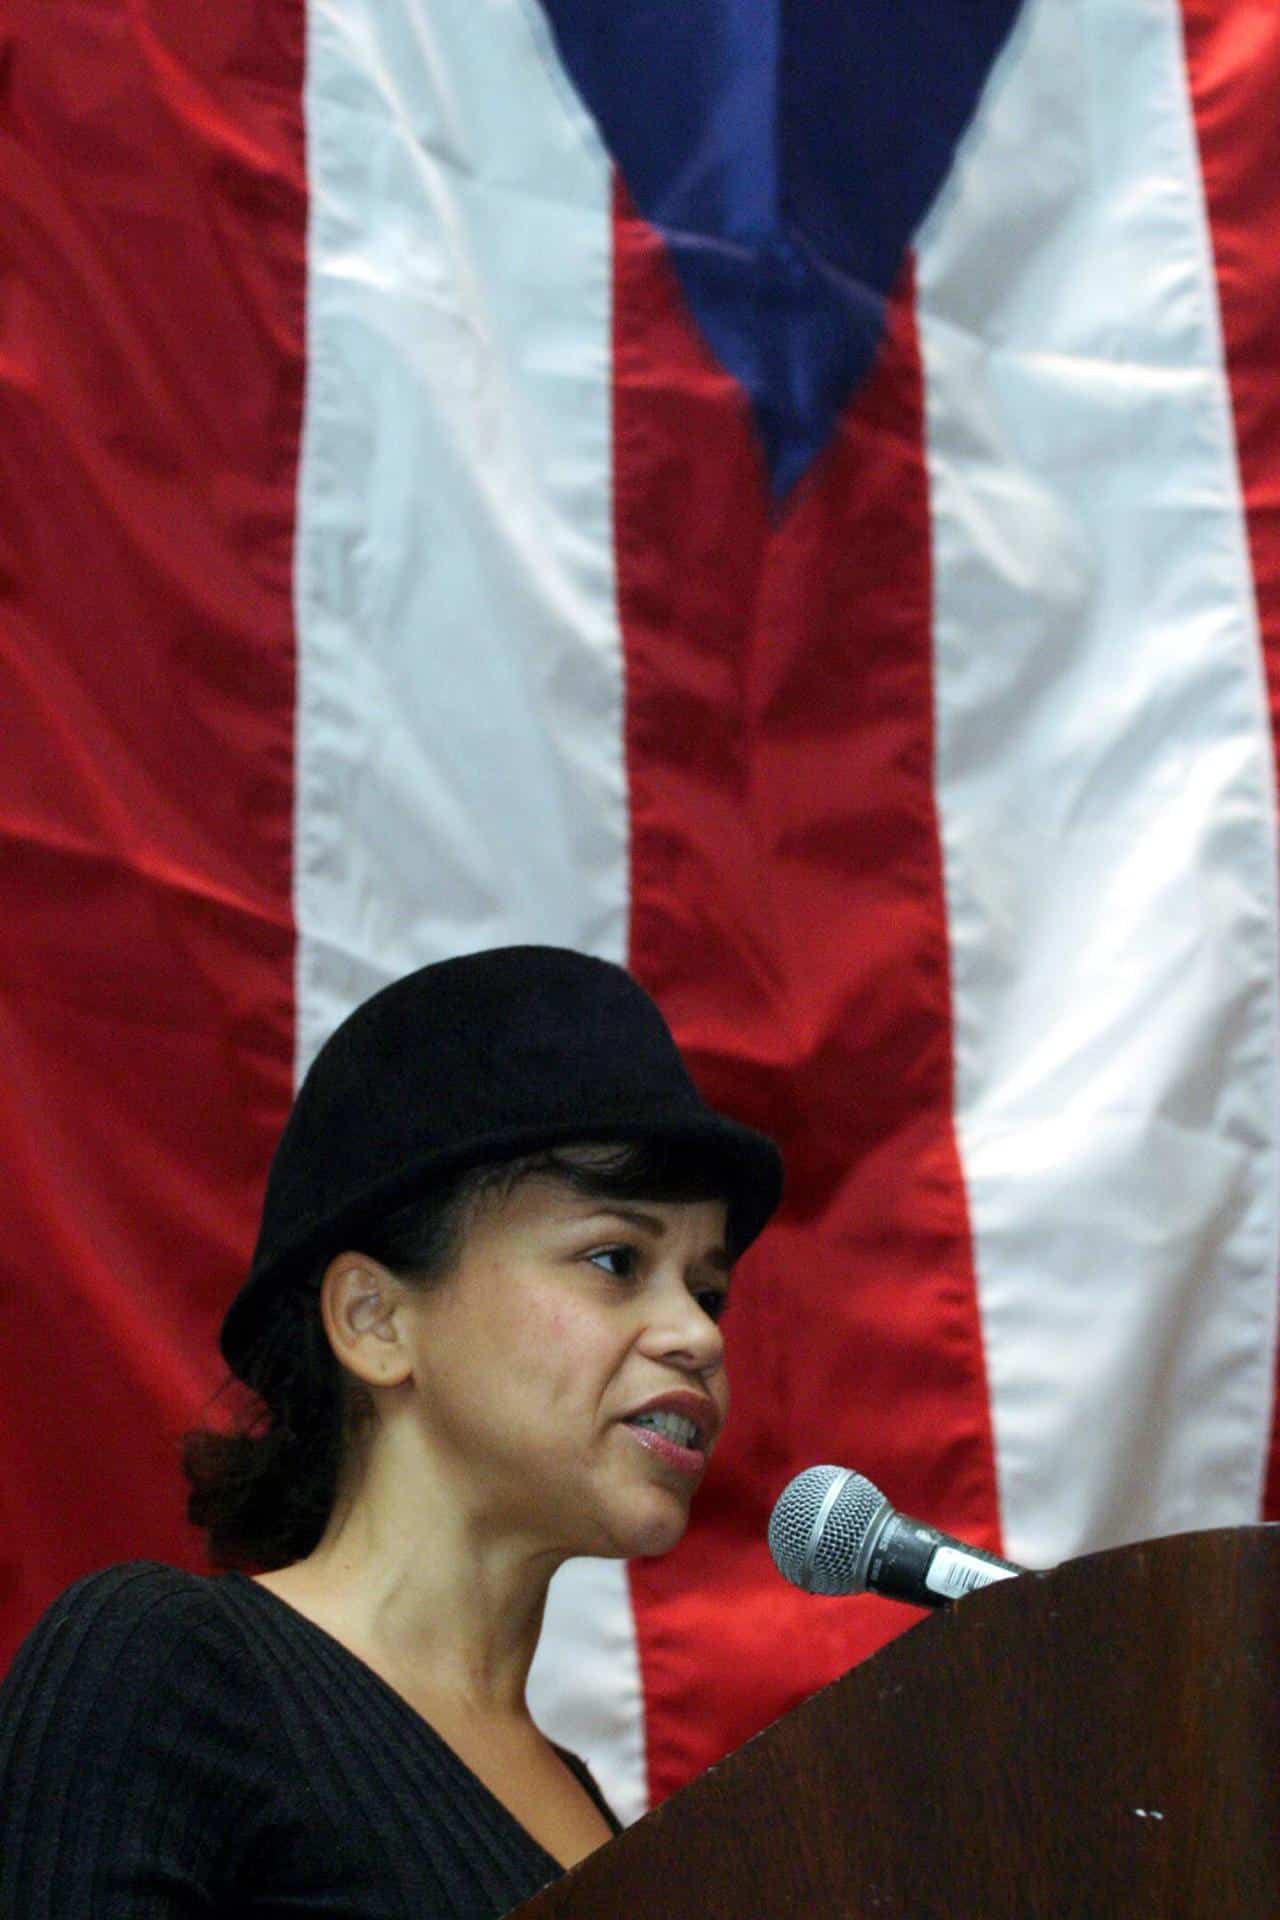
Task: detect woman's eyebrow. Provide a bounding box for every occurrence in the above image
[581,1204,732,1270]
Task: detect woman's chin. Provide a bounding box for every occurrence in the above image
[557,1447,701,1558]
[607,1486,694,1559]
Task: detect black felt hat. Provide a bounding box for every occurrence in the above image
[220,945,783,1374]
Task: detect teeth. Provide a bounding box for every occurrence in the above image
[629,1410,700,1448]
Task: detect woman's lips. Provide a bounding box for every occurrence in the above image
[622,1421,706,1477]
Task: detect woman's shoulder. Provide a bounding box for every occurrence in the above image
[2,1560,254,1708]
[18,1557,227,1634]
[0,1564,290,1907]
[31,1557,218,1616]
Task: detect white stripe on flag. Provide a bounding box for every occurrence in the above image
[293,0,646,1822]
[917,0,1280,1566]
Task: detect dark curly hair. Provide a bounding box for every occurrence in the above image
[182,1139,735,1570]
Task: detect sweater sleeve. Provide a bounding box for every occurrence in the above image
[0,1563,279,1920]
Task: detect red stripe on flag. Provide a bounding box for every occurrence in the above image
[0,2,304,1656]
[612,179,1001,1802]
[1179,0,1280,1520]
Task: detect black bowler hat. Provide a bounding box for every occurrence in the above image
[220,945,783,1374]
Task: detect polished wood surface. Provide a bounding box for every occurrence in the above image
[509,1527,1280,1918]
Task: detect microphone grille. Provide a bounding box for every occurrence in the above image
[767,1465,888,1594]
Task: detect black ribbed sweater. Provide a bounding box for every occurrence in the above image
[0,1562,621,1918]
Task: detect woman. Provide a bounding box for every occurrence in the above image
[0,945,782,1918]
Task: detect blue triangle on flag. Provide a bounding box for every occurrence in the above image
[538,0,1025,504]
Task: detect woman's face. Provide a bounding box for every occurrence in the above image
[390,1174,733,1561]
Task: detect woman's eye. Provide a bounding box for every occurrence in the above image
[588,1245,637,1279]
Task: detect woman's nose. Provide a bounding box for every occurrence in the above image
[639,1280,726,1371]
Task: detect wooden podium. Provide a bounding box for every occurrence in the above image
[511,1527,1280,1918]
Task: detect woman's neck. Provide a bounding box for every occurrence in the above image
[253,1484,561,1720]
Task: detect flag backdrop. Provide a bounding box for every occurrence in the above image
[3,0,1280,1824]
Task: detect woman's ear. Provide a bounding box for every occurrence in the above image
[319,1252,413,1388]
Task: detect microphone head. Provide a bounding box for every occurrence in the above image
[767,1465,890,1594]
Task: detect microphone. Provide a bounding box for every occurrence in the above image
[768,1465,1024,1607]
